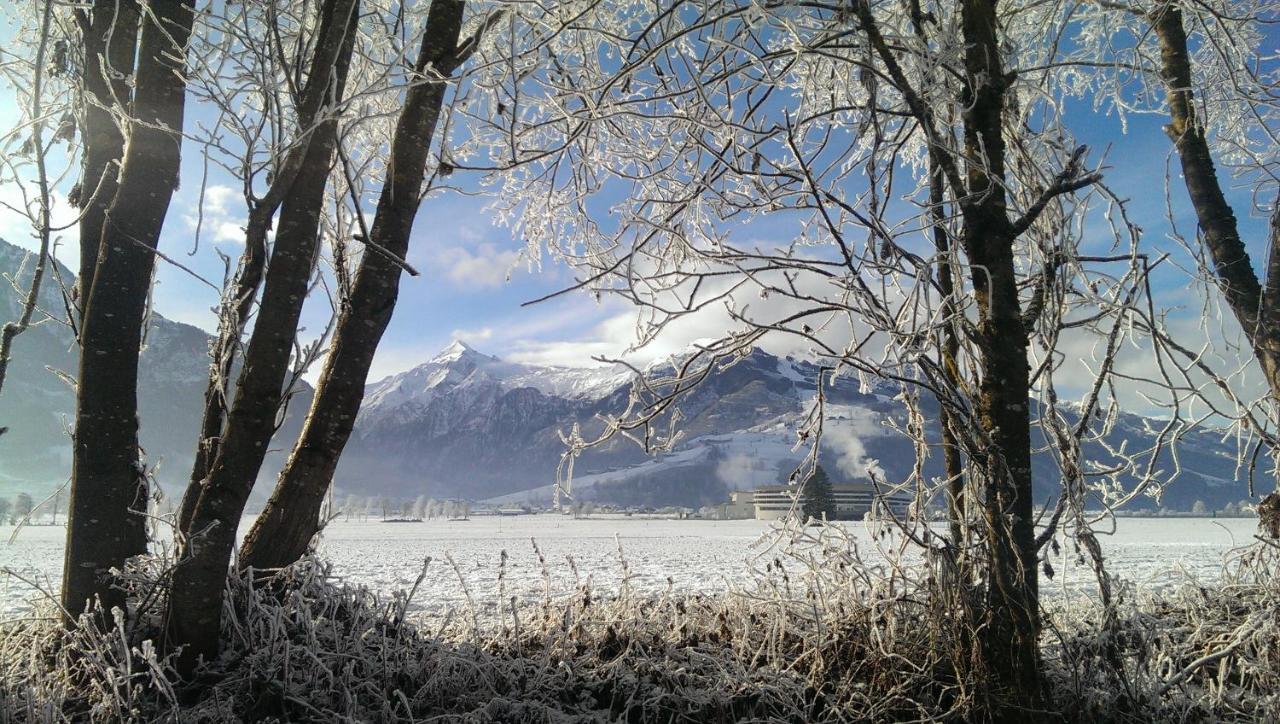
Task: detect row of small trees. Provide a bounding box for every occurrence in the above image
[338,494,471,521]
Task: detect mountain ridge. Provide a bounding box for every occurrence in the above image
[0,237,1254,512]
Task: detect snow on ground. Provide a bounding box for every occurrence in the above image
[0,516,1261,618]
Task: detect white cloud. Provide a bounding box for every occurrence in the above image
[181,184,245,247]
[504,311,641,367]
[215,221,244,243]
[451,326,493,342]
[506,338,628,368]
[501,269,850,369]
[202,185,236,216]
[435,243,522,288]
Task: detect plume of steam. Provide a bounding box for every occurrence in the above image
[825,420,885,481]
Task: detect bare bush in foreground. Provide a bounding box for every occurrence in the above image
[3,522,1278,722]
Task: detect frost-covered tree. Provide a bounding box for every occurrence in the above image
[462,0,1196,710]
[0,0,491,668]
[167,0,365,669]
[12,492,33,525]
[1048,1,1280,499]
[168,0,504,668]
[239,0,504,571]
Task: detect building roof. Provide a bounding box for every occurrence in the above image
[752,482,901,493]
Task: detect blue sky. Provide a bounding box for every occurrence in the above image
[0,88,638,381]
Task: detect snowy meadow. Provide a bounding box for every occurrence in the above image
[1,515,1259,619]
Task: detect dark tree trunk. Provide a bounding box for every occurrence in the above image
[74,0,140,317]
[958,0,1043,709]
[165,0,359,672]
[858,0,1054,709]
[180,0,368,533]
[62,0,193,621]
[1151,3,1280,405]
[240,0,470,571]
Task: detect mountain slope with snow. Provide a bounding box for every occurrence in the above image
[340,339,1252,512]
[0,237,307,499]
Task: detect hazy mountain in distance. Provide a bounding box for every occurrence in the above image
[0,237,307,501]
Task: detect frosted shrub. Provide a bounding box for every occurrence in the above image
[2,526,1278,722]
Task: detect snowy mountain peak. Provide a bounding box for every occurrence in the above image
[361,342,635,427]
[433,339,487,364]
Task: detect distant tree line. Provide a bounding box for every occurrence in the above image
[0,491,72,525]
[335,494,471,522]
[0,492,32,525]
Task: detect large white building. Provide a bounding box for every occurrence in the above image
[746,483,914,521]
[719,490,757,519]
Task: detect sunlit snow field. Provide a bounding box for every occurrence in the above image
[0,515,1261,618]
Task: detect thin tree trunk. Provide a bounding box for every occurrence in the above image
[905,0,967,552]
[928,154,968,551]
[166,0,359,671]
[62,0,193,621]
[180,0,369,533]
[0,0,56,405]
[241,0,471,571]
[178,221,268,531]
[1151,2,1280,402]
[958,0,1043,708]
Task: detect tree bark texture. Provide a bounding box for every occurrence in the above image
[166,0,360,671]
[240,0,470,571]
[958,0,1043,709]
[62,0,194,621]
[74,0,140,316]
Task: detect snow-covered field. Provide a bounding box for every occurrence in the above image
[0,515,1261,618]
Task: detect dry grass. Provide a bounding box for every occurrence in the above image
[2,522,1277,723]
